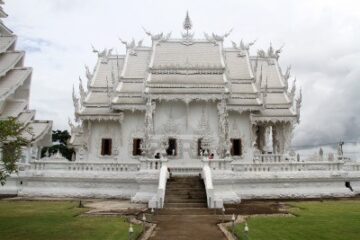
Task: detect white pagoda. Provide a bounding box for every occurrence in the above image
[1,11,359,207]
[0,2,52,165]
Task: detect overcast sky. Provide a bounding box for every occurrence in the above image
[4,0,360,147]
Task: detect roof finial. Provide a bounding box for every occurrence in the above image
[183,11,192,34]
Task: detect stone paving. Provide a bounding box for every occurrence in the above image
[149,214,227,240]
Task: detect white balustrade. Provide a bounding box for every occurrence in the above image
[232,161,345,172]
[253,154,296,163]
[30,160,141,172]
[202,158,232,171]
[201,163,223,209]
[139,158,168,170]
[149,164,169,209]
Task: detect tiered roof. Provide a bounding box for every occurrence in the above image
[0,2,52,145]
[72,13,302,129]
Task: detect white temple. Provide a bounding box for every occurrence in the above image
[1,11,360,207]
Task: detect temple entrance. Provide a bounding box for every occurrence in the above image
[132,138,142,156]
[231,138,242,156]
[166,138,177,156]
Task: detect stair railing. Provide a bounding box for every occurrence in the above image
[157,164,169,208]
[202,163,216,208]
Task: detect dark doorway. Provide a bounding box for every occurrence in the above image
[198,138,203,156]
[166,138,177,156]
[101,138,112,156]
[133,138,142,156]
[231,138,242,156]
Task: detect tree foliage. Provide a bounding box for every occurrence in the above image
[0,118,29,185]
[41,130,74,160]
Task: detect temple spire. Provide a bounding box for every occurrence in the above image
[183,11,192,34]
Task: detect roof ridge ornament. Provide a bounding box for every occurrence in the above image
[183,11,192,33]
[91,45,110,58]
[181,11,194,45]
[257,43,284,60]
[142,27,171,42]
[232,39,256,51]
[119,38,137,55]
[204,28,232,45]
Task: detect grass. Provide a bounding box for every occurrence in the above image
[0,200,142,240]
[234,200,360,240]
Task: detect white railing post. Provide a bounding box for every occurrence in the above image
[201,162,221,209]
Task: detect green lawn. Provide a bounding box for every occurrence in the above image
[0,200,142,240]
[235,200,360,240]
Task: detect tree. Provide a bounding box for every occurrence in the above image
[0,118,29,185]
[41,130,74,160]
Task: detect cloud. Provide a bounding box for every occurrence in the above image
[17,37,52,53]
[3,0,360,148]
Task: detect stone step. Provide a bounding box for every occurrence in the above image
[165,193,207,199]
[157,208,215,216]
[166,182,204,187]
[166,188,206,193]
[165,202,208,208]
[165,198,206,203]
[166,186,205,191]
[168,178,203,183]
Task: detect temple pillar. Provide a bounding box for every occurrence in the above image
[217,98,230,158]
[256,124,266,152]
[283,122,293,153]
[272,125,278,154]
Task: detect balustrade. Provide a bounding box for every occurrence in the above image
[30,160,140,172]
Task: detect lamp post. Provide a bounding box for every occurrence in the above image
[150,208,154,221]
[231,213,236,235]
[222,206,225,223]
[142,213,146,232]
[244,222,249,240]
[128,223,134,240]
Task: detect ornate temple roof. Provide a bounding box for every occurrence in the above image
[0,2,52,146]
[72,12,301,125]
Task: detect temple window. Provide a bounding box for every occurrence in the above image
[231,138,242,156]
[166,138,177,156]
[133,138,143,156]
[101,138,112,156]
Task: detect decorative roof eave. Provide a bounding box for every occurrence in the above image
[78,114,124,122]
[250,116,297,125]
[145,93,229,102]
[17,110,36,126]
[111,104,146,112]
[227,105,263,113]
[0,68,32,101]
[218,41,226,68]
[0,7,8,18]
[119,47,131,78]
[245,50,255,80]
[229,77,256,83]
[0,51,25,77]
[146,83,226,88]
[265,103,292,109]
[30,121,52,144]
[21,120,52,145]
[87,59,100,88]
[0,35,16,53]
[0,21,13,35]
[82,103,110,108]
[230,93,259,98]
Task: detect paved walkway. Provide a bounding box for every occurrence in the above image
[85,200,146,213]
[149,214,227,240]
